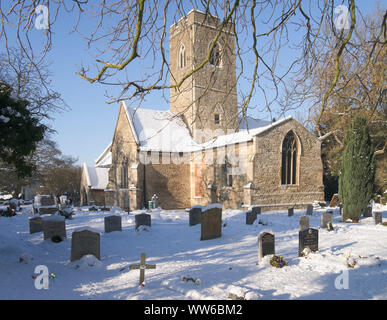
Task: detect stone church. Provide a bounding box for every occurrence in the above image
[80,9,324,210]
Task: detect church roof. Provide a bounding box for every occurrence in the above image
[95,143,112,167]
[122,101,293,152]
[122,101,200,152]
[82,163,109,190]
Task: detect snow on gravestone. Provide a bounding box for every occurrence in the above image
[104,215,122,233]
[29,216,43,234]
[299,216,309,231]
[189,205,203,226]
[257,231,275,263]
[42,215,66,240]
[135,213,151,231]
[71,228,100,262]
[246,206,260,225]
[299,228,318,257]
[320,212,333,228]
[200,204,222,241]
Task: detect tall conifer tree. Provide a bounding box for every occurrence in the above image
[339,117,375,222]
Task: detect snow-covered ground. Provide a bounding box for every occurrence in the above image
[0,204,386,300]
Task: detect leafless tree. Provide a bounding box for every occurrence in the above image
[1,1,385,133]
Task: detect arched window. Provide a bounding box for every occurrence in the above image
[209,42,221,66]
[121,159,128,188]
[179,44,186,69]
[281,131,298,185]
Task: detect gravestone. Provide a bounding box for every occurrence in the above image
[299,228,318,257]
[374,212,382,225]
[200,204,222,241]
[288,208,294,217]
[246,210,257,225]
[251,206,261,215]
[135,213,151,230]
[321,212,333,228]
[329,194,340,207]
[363,206,372,217]
[29,216,43,234]
[300,216,309,231]
[71,229,100,261]
[100,206,110,211]
[306,205,313,216]
[258,232,275,263]
[42,215,66,240]
[380,197,386,205]
[189,205,202,226]
[104,215,122,233]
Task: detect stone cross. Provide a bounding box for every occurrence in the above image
[129,253,156,285]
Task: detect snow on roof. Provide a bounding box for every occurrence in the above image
[199,116,293,150]
[121,101,293,152]
[122,101,200,152]
[95,143,112,168]
[83,163,109,190]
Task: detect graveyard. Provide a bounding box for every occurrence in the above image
[0,203,386,300]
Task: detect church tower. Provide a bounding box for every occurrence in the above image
[169,9,238,143]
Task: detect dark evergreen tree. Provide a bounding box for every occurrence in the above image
[339,117,375,222]
[0,82,46,177]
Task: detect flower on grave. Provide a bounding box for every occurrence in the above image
[269,255,288,268]
[50,272,56,279]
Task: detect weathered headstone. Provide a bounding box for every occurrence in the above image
[200,204,222,241]
[329,194,340,207]
[135,213,151,230]
[258,232,275,263]
[42,215,66,240]
[288,208,294,217]
[321,212,333,228]
[70,228,100,262]
[129,253,156,285]
[363,206,372,217]
[306,205,313,216]
[246,210,257,225]
[29,216,43,234]
[189,205,202,226]
[300,216,309,231]
[104,215,122,233]
[374,212,382,225]
[299,228,318,257]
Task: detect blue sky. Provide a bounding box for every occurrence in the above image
[1,1,380,166]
